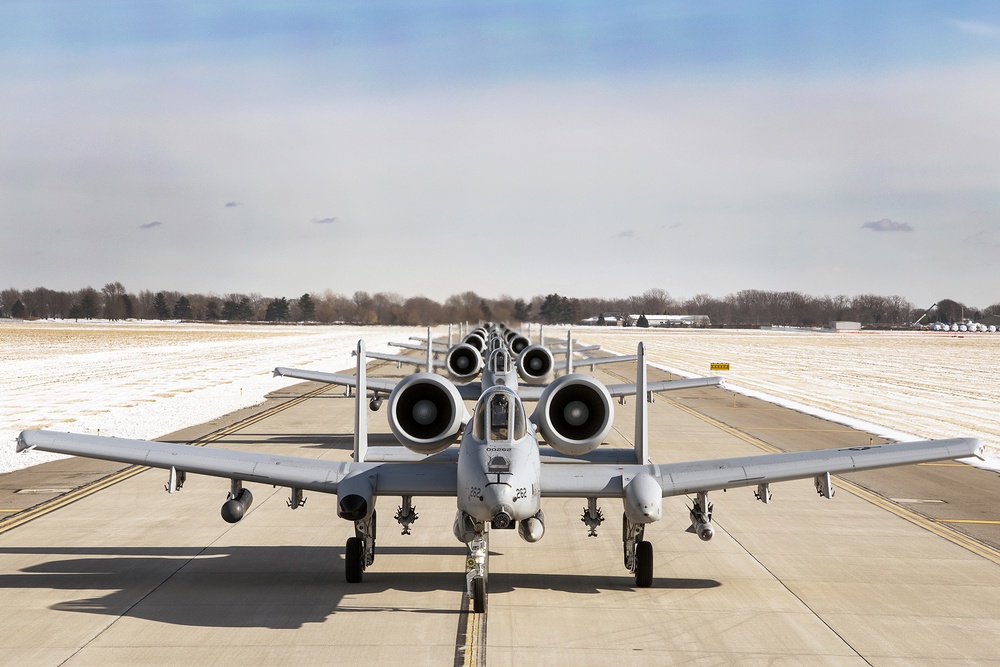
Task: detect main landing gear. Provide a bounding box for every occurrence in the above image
[585,498,652,588]
[623,512,653,587]
[345,510,377,583]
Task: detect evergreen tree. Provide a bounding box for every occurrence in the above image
[173,296,194,319]
[265,297,291,321]
[11,299,26,319]
[637,313,649,327]
[154,292,171,320]
[80,293,99,319]
[298,293,315,321]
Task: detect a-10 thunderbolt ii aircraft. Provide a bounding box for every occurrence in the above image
[348,323,633,395]
[17,335,982,613]
[273,323,698,419]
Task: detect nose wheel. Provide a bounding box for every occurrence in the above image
[465,527,489,613]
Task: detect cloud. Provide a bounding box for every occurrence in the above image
[224,201,243,207]
[861,218,913,232]
[312,217,338,224]
[948,19,1000,38]
[139,221,163,230]
[615,229,636,238]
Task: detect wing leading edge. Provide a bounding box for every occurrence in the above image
[539,437,981,497]
[16,430,457,497]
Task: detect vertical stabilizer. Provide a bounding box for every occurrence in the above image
[566,330,574,375]
[426,326,433,372]
[354,340,368,463]
[634,342,649,465]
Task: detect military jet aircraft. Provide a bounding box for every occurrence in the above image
[17,340,981,613]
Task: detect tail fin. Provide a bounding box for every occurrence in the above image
[634,342,649,465]
[353,340,368,463]
[426,326,433,372]
[566,330,574,375]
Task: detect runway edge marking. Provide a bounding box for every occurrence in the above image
[0,384,332,536]
[661,395,1000,567]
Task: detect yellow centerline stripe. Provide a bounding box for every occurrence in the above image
[659,395,1000,566]
[0,384,331,535]
[939,520,1000,525]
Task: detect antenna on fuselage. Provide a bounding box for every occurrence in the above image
[634,342,649,465]
[354,339,368,463]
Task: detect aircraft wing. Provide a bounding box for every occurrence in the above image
[273,367,399,395]
[605,376,724,397]
[16,430,457,497]
[356,350,441,369]
[539,437,981,497]
[552,354,637,371]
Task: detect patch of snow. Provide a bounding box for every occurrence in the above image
[1,321,426,473]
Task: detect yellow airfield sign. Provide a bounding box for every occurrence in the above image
[710,363,730,371]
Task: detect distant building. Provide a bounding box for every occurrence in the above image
[829,321,862,331]
[581,313,625,326]
[628,314,711,328]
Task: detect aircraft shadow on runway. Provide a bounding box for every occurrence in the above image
[0,545,721,628]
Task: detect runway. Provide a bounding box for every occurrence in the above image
[2,344,1000,665]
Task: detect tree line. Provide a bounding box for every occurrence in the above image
[1,284,997,328]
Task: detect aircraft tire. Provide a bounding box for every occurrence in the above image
[635,540,653,588]
[472,576,487,614]
[345,537,364,583]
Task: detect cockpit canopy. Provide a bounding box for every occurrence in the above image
[487,348,513,375]
[471,389,527,443]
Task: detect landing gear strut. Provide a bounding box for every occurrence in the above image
[345,510,377,583]
[623,512,653,587]
[461,514,490,614]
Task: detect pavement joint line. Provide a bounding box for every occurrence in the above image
[0,383,332,536]
[659,394,1000,567]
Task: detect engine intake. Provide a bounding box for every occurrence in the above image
[532,374,613,455]
[445,343,483,381]
[517,345,555,385]
[508,334,530,355]
[387,373,466,454]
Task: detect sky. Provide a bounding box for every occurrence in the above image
[2,1,999,308]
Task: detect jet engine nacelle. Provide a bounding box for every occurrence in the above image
[508,334,530,355]
[445,343,483,381]
[517,344,555,385]
[387,372,466,454]
[532,374,613,456]
[463,332,487,353]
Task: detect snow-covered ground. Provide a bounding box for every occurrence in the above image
[1,320,425,473]
[4,321,997,474]
[563,326,1000,463]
